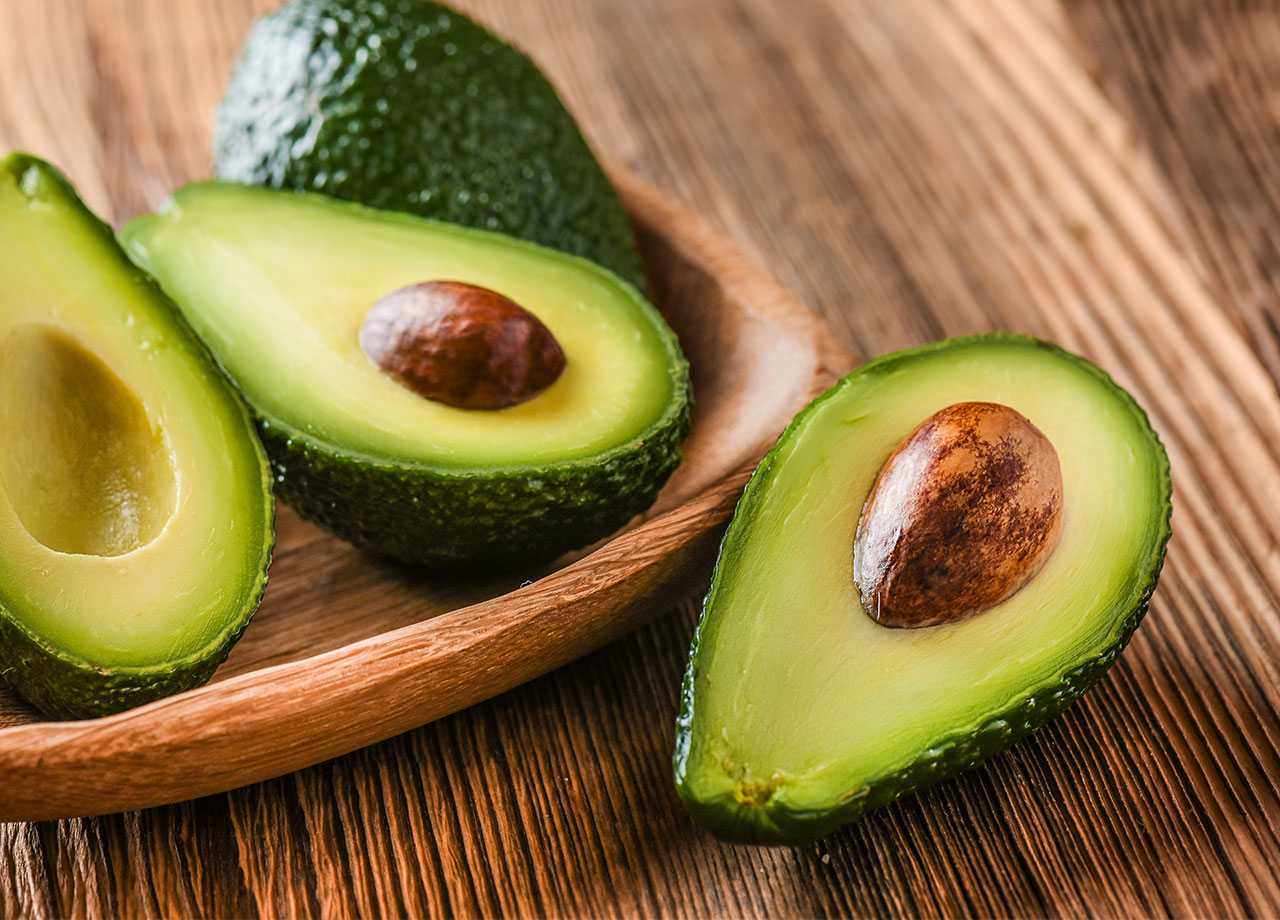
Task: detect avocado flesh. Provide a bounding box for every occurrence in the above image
[214,0,647,293]
[675,335,1171,844]
[0,155,274,720]
[120,182,690,567]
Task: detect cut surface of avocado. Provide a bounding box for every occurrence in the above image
[0,155,274,720]
[120,182,690,567]
[675,335,1171,844]
[214,0,648,292]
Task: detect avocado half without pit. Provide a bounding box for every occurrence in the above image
[675,335,1171,844]
[119,183,692,568]
[0,155,274,720]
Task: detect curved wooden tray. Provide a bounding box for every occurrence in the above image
[0,168,850,821]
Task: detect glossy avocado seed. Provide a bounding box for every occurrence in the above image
[360,281,567,410]
[853,401,1064,628]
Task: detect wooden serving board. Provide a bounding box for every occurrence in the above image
[0,165,848,820]
[4,0,1280,917]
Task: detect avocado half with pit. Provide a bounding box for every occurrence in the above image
[0,155,274,720]
[120,183,690,567]
[675,335,1171,844]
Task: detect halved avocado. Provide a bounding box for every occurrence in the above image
[119,182,690,567]
[675,335,1171,844]
[0,155,274,720]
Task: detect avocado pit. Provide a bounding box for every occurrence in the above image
[360,280,566,410]
[853,401,1064,628]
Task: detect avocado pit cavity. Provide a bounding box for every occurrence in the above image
[853,401,1064,628]
[0,324,176,557]
[360,281,566,410]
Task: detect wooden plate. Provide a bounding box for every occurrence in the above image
[0,168,850,821]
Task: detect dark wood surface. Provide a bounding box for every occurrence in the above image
[4,0,1280,916]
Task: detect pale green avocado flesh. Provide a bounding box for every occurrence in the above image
[120,182,691,566]
[0,155,274,720]
[675,335,1171,844]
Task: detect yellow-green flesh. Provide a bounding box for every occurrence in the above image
[120,184,676,467]
[682,339,1168,814]
[0,165,270,668]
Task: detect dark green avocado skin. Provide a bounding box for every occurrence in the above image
[256,354,691,568]
[673,335,1173,845]
[213,0,648,292]
[0,154,275,722]
[0,604,263,721]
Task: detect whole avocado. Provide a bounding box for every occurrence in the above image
[213,0,647,292]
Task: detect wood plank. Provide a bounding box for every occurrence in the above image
[3,0,1280,916]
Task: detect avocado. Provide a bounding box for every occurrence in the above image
[119,182,690,568]
[0,155,274,720]
[213,0,648,292]
[674,335,1171,844]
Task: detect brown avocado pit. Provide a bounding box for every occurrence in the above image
[359,280,566,410]
[853,401,1064,629]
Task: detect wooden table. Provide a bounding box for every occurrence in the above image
[4,0,1280,916]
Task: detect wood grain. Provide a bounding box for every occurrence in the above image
[3,0,1280,916]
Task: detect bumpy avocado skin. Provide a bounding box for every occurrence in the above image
[0,601,264,721]
[213,0,647,292]
[673,335,1173,845]
[0,154,275,721]
[256,353,691,568]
